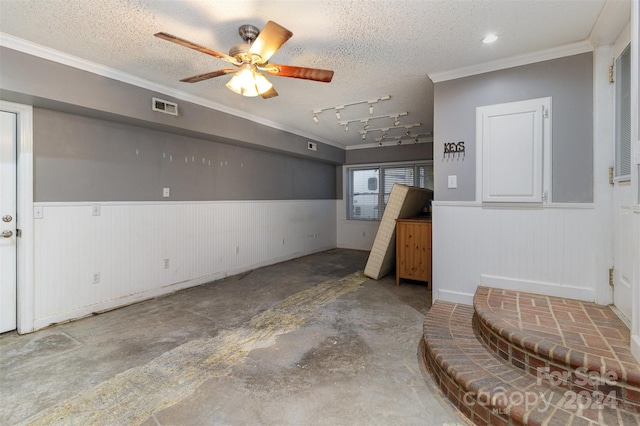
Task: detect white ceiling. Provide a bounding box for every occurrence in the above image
[0,0,619,148]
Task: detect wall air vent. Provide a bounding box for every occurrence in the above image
[152,97,178,116]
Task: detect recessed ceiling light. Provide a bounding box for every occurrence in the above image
[482,34,498,44]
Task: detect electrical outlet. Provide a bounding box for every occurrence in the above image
[92,273,100,284]
[92,204,101,216]
[163,259,170,269]
[163,187,170,198]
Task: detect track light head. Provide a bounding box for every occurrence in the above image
[335,109,341,120]
[312,115,319,123]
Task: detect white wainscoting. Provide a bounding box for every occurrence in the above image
[31,200,336,330]
[432,202,600,306]
[335,199,378,251]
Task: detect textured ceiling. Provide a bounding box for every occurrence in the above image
[0,0,612,148]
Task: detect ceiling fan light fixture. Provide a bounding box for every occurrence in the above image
[226,65,272,97]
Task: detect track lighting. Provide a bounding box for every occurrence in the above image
[344,124,349,132]
[378,141,383,147]
[414,138,419,144]
[362,133,366,140]
[397,140,402,145]
[363,121,370,131]
[335,108,342,120]
[394,118,401,126]
[312,115,319,123]
[311,95,391,121]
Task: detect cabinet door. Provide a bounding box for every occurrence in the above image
[397,222,431,281]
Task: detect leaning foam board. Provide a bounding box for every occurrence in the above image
[364,184,433,280]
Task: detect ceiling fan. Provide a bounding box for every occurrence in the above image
[155,21,334,99]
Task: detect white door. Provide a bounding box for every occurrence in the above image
[0,110,17,333]
[612,43,632,322]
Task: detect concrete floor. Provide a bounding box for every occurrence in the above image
[1,249,465,426]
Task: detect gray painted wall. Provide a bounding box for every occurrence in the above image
[434,53,593,202]
[34,109,336,202]
[345,142,433,165]
[0,47,344,165]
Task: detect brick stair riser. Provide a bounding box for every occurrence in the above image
[474,309,640,413]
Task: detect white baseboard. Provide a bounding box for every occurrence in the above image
[435,289,474,306]
[481,275,596,302]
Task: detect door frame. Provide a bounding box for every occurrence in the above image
[0,100,34,334]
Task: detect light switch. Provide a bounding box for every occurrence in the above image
[34,206,43,219]
[163,187,170,198]
[447,175,458,189]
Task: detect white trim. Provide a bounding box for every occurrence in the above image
[429,40,592,83]
[0,33,344,150]
[436,289,474,306]
[432,200,594,209]
[0,101,34,334]
[481,274,596,302]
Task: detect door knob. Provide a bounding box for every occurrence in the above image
[1,230,13,238]
[2,215,12,223]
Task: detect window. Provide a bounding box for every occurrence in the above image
[347,162,433,220]
[615,44,631,178]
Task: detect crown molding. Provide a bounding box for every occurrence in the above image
[0,32,345,149]
[428,40,593,83]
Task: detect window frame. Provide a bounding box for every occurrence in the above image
[346,161,433,221]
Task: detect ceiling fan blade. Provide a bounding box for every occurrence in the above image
[262,64,334,83]
[180,69,236,83]
[248,21,293,63]
[260,86,279,99]
[154,32,238,64]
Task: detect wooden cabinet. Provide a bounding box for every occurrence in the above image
[395,217,432,287]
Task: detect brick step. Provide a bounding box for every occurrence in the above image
[421,300,640,426]
[473,286,640,413]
